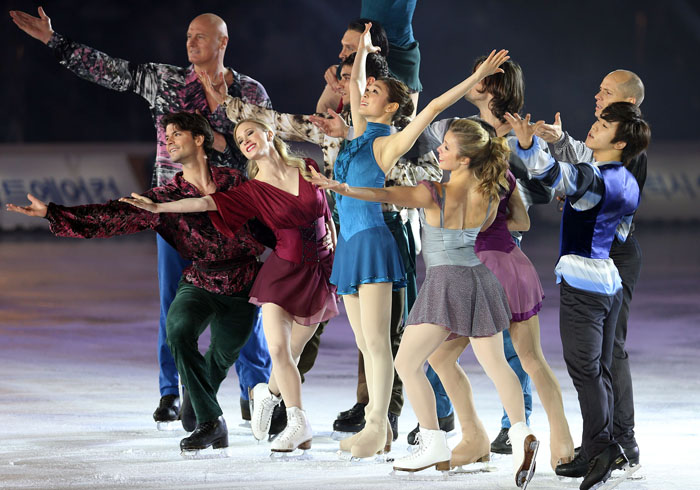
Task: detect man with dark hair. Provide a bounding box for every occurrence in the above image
[537,69,648,473]
[7,113,265,455]
[506,102,651,490]
[317,0,422,115]
[317,17,391,114]
[10,8,273,426]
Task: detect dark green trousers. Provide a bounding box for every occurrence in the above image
[166,281,257,424]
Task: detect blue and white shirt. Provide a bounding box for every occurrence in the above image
[516,137,639,295]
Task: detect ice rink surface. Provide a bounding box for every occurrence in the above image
[1,225,698,489]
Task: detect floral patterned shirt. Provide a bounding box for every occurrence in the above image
[45,167,265,296]
[48,33,272,187]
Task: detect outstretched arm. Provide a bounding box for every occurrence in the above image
[9,7,53,44]
[506,113,606,209]
[120,193,216,213]
[535,112,594,163]
[12,7,163,104]
[309,168,435,210]
[6,193,48,217]
[349,23,381,139]
[376,49,510,172]
[6,193,159,238]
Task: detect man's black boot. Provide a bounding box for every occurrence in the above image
[180,416,229,451]
[580,444,628,490]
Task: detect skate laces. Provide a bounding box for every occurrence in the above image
[277,413,305,443]
[406,433,427,458]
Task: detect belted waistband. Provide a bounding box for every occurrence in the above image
[275,217,330,264]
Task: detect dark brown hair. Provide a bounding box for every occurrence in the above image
[375,76,414,129]
[600,102,651,164]
[161,112,214,156]
[472,57,524,123]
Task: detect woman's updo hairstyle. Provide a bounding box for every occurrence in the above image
[375,76,414,129]
[448,118,510,199]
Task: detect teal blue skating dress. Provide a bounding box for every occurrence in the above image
[330,122,406,295]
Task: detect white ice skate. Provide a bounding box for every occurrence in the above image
[269,406,313,459]
[509,422,539,489]
[249,383,281,441]
[392,428,451,473]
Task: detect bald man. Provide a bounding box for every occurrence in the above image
[10,8,273,429]
[536,69,647,476]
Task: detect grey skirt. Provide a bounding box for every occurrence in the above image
[407,264,511,338]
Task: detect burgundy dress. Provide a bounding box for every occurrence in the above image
[209,159,338,325]
[475,171,544,322]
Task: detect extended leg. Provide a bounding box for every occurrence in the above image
[510,315,574,468]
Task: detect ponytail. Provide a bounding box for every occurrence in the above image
[448,118,510,199]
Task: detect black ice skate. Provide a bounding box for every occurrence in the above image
[490,427,513,454]
[267,400,287,442]
[240,396,251,427]
[331,402,366,440]
[180,387,196,432]
[153,394,180,431]
[580,444,627,490]
[180,416,229,459]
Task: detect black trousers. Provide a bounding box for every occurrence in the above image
[609,234,642,447]
[559,279,622,460]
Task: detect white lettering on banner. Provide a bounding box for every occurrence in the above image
[0,150,143,230]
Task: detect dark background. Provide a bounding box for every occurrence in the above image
[3,0,699,144]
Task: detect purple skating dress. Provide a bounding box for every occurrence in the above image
[475,171,544,322]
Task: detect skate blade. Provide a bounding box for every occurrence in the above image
[516,438,539,489]
[597,463,642,489]
[156,421,180,431]
[331,431,359,441]
[270,449,312,461]
[238,421,251,429]
[449,460,496,474]
[180,446,231,460]
[337,450,392,464]
[390,468,450,480]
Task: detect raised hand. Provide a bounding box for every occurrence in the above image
[358,23,380,54]
[504,112,543,150]
[119,193,161,213]
[535,112,563,143]
[309,109,349,138]
[5,193,48,218]
[473,49,510,81]
[323,64,343,95]
[196,71,227,107]
[9,7,54,44]
[309,167,348,193]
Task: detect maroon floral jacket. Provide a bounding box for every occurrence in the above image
[45,167,264,296]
